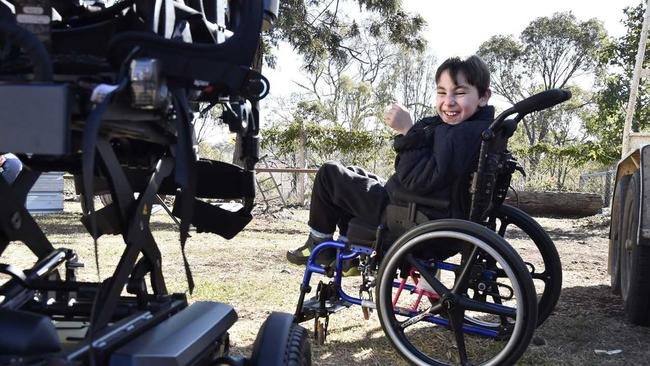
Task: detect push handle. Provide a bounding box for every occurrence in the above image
[512,89,572,115]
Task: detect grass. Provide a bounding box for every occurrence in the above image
[3,202,650,365]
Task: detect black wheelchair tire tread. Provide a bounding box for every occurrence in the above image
[250,312,311,366]
[285,322,311,366]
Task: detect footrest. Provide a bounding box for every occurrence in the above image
[109,301,237,366]
[302,297,353,315]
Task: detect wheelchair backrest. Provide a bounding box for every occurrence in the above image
[468,88,573,223]
[467,119,518,223]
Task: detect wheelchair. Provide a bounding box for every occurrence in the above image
[293,89,571,365]
[0,0,312,365]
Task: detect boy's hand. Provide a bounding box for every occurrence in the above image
[384,102,413,135]
[0,155,5,167]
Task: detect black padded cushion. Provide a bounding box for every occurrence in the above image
[0,309,61,355]
[347,218,378,247]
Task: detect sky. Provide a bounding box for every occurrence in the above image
[263,0,642,101]
[400,0,639,61]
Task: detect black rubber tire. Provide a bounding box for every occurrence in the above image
[376,219,537,366]
[619,171,650,325]
[490,204,562,327]
[250,312,312,366]
[610,175,630,295]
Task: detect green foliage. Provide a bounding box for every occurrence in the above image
[585,1,650,164]
[268,0,425,70]
[479,12,605,102]
[521,13,604,89]
[477,12,607,190]
[262,119,393,166]
[197,141,227,162]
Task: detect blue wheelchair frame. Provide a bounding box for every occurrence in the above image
[297,240,512,339]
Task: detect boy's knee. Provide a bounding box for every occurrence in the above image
[318,161,344,175]
[315,161,345,186]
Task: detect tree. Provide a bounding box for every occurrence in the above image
[477,12,606,187]
[262,29,436,173]
[267,0,425,71]
[386,49,437,122]
[585,2,650,165]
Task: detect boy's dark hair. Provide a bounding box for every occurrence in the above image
[435,55,491,97]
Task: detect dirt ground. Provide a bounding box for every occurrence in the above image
[3,202,650,365]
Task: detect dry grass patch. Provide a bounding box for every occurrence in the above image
[2,203,650,365]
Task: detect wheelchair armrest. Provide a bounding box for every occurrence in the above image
[393,190,449,211]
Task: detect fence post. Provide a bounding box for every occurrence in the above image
[297,126,306,205]
[604,171,612,206]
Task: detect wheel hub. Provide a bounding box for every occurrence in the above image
[442,295,457,310]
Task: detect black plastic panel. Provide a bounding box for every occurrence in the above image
[0,84,70,155]
[109,301,237,366]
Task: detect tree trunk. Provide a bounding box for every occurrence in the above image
[504,191,603,217]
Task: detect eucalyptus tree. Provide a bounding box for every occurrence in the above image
[477,12,606,187]
[268,0,425,70]
[585,2,650,165]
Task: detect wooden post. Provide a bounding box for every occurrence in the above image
[296,122,306,205]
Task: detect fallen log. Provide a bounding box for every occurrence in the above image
[504,191,604,217]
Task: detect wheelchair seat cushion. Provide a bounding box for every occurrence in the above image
[347,218,378,247]
[0,308,61,355]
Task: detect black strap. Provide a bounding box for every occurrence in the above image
[81,79,128,279]
[171,88,197,293]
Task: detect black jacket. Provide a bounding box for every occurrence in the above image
[385,106,495,218]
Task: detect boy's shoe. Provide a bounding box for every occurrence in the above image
[341,258,361,277]
[286,235,334,266]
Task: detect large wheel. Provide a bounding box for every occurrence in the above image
[376,219,537,366]
[488,204,562,327]
[610,175,631,295]
[250,312,311,366]
[619,171,650,325]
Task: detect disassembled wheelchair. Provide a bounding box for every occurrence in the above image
[0,0,311,365]
[293,90,571,365]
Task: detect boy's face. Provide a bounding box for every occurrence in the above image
[436,70,491,125]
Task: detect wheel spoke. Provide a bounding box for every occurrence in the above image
[405,254,450,296]
[448,308,470,365]
[458,296,516,318]
[452,246,479,294]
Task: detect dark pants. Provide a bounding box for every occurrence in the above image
[308,161,389,236]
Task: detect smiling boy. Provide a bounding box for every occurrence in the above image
[287,55,494,267]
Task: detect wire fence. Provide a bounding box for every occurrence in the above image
[578,170,615,207]
[255,168,619,211]
[255,168,317,209]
